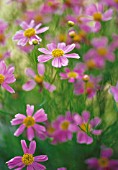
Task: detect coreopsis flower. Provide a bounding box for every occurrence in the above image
[110,82,118,102]
[38,43,80,68]
[13,20,49,46]
[70,111,102,144]
[11,104,47,141]
[82,3,113,32]
[74,75,102,98]
[48,112,73,144]
[22,63,56,92]
[84,37,115,69]
[102,0,118,9]
[0,61,16,93]
[86,146,118,169]
[57,168,67,170]
[60,62,86,83]
[6,140,48,170]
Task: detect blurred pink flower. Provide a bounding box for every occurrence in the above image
[0,51,10,61]
[86,146,118,169]
[0,20,8,45]
[57,168,67,170]
[110,82,118,102]
[74,75,102,98]
[102,0,118,9]
[6,140,48,170]
[82,3,113,32]
[60,62,86,83]
[22,63,56,92]
[13,20,49,46]
[38,43,80,68]
[0,61,16,93]
[11,104,47,141]
[70,111,102,144]
[84,37,115,69]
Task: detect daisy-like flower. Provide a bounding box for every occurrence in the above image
[38,43,80,68]
[110,82,118,102]
[6,140,48,170]
[13,20,49,46]
[70,111,102,144]
[82,3,113,32]
[0,61,16,93]
[22,63,56,92]
[86,146,118,170]
[102,0,118,10]
[11,104,47,141]
[60,62,86,83]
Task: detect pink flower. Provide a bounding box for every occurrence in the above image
[6,140,48,170]
[0,51,10,61]
[38,43,80,68]
[47,112,73,144]
[22,63,56,92]
[60,62,86,83]
[0,61,16,93]
[13,20,49,46]
[70,111,102,144]
[57,168,67,170]
[74,75,102,98]
[82,3,113,32]
[84,37,115,69]
[86,146,118,170]
[11,104,47,141]
[110,82,118,102]
[102,0,118,10]
[0,20,8,45]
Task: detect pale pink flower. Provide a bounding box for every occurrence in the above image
[38,43,80,68]
[11,104,47,141]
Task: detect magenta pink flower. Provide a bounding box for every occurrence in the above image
[84,37,115,69]
[110,82,118,102]
[57,168,67,170]
[74,75,102,98]
[0,20,8,45]
[102,0,118,9]
[0,51,10,61]
[60,62,86,83]
[86,146,118,169]
[38,43,80,68]
[47,112,73,144]
[6,140,48,170]
[0,61,16,93]
[82,3,113,32]
[11,104,47,141]
[70,111,102,144]
[22,63,56,92]
[13,20,49,46]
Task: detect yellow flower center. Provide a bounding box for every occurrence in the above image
[34,75,43,84]
[34,15,43,23]
[93,12,102,21]
[0,74,5,84]
[114,0,118,3]
[24,28,36,38]
[86,60,96,69]
[67,71,78,78]
[0,34,5,42]
[73,34,82,42]
[47,126,55,134]
[59,34,67,42]
[23,116,35,128]
[80,123,91,133]
[86,81,94,89]
[60,120,70,130]
[52,49,64,58]
[22,153,34,165]
[98,157,109,168]
[97,47,107,56]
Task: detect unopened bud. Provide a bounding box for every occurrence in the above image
[68,20,74,27]
[83,74,90,82]
[32,39,39,45]
[69,31,76,38]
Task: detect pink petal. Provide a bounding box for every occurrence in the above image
[33,124,46,132]
[27,127,35,141]
[37,63,45,76]
[26,104,34,116]
[57,43,66,50]
[38,48,51,54]
[2,83,15,93]
[26,68,35,78]
[20,21,29,29]
[82,111,90,123]
[43,82,56,92]
[36,27,49,34]
[21,140,28,153]
[33,109,47,122]
[32,162,46,170]
[34,155,48,162]
[22,80,36,91]
[29,140,36,154]
[64,53,80,59]
[14,124,25,136]
[102,9,113,21]
[64,44,75,53]
[47,43,56,51]
[38,55,52,63]
[52,58,62,68]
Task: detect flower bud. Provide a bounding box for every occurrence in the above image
[83,74,90,82]
[68,20,74,27]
